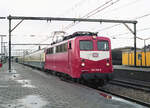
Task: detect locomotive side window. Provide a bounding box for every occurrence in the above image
[56,43,68,53]
[56,46,60,53]
[80,40,93,50]
[47,48,53,54]
[50,48,53,54]
[64,43,68,51]
[62,43,67,52]
[97,41,109,51]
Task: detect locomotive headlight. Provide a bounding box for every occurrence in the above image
[106,63,110,66]
[93,36,96,39]
[81,62,85,67]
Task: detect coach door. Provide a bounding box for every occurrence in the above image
[68,41,72,73]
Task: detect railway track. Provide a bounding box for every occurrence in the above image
[97,87,150,107]
[73,80,150,107]
[72,79,150,107]
[69,80,150,107]
[109,79,150,92]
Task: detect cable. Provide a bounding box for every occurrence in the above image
[63,0,121,31]
[60,0,88,17]
[103,0,142,16]
[86,0,120,18]
[109,26,150,38]
[97,12,150,32]
[36,0,88,45]
[38,0,121,44]
[63,0,113,30]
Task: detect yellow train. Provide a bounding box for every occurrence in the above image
[122,51,150,66]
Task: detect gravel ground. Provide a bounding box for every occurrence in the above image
[103,84,150,103]
[0,62,148,108]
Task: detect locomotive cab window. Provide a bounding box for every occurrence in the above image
[80,40,93,50]
[97,41,109,51]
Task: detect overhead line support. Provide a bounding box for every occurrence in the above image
[11,19,24,32]
[0,17,6,19]
[7,16,137,24]
[8,15,11,72]
[12,44,50,45]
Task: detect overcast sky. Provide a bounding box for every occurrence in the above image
[0,0,150,56]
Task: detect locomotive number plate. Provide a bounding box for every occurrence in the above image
[91,68,101,72]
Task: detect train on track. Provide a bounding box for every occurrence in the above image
[18,31,113,85]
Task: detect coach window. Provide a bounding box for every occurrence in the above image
[97,41,109,51]
[80,40,93,50]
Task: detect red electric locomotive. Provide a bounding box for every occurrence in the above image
[44,31,113,85]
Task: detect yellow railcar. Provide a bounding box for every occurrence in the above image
[122,51,150,67]
[122,52,129,65]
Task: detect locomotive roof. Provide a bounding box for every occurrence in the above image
[51,31,98,45]
[64,31,98,40]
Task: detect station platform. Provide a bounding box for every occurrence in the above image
[113,65,150,82]
[113,65,150,72]
[0,63,147,108]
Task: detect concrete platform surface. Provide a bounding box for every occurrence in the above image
[0,63,147,108]
[113,65,150,82]
[113,65,150,72]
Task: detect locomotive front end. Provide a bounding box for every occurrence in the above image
[76,36,113,83]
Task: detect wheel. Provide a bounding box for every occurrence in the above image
[72,78,77,82]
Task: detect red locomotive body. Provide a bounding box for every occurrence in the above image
[44,32,113,82]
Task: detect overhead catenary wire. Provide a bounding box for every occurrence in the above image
[12,0,144,55]
[63,0,114,30]
[36,0,143,49]
[103,0,142,17]
[97,12,150,32]
[109,26,150,38]
[60,0,89,17]
[63,0,142,31]
[38,0,121,44]
[63,0,121,31]
[35,0,87,44]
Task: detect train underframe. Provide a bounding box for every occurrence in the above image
[21,61,113,87]
[45,68,113,87]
